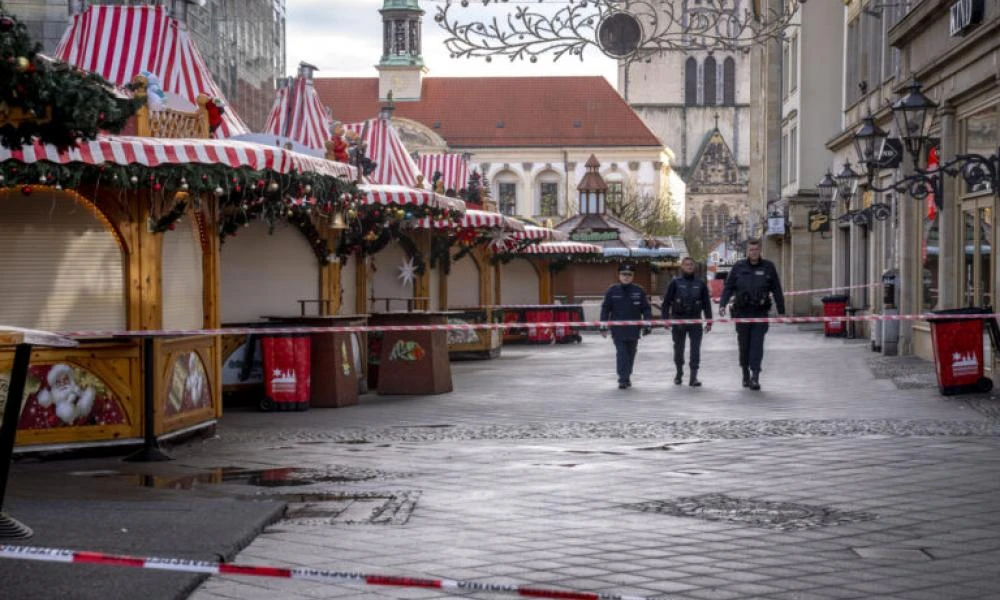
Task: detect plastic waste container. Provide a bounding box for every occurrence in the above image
[821,295,850,337]
[928,307,994,395]
[260,334,311,411]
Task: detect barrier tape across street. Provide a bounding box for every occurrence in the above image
[41,311,1000,339]
[0,544,657,600]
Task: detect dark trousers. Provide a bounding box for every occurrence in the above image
[613,339,639,384]
[671,324,703,370]
[735,322,769,372]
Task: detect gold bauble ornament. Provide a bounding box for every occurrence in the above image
[15,57,30,72]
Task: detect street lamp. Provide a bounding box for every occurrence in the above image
[816,169,837,215]
[892,78,938,169]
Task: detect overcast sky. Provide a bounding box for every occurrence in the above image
[285,0,618,84]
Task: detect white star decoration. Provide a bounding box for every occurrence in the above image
[489,229,514,251]
[398,256,417,287]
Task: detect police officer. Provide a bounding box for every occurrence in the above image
[662,257,713,387]
[718,239,784,390]
[601,263,652,389]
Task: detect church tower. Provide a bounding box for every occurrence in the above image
[377,0,427,102]
[616,0,751,252]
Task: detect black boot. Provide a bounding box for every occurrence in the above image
[674,367,683,385]
[689,369,702,387]
[741,367,751,388]
[749,370,761,391]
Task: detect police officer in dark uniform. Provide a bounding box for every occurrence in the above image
[601,263,652,389]
[718,239,784,390]
[662,257,713,387]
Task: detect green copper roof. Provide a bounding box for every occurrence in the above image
[381,0,421,10]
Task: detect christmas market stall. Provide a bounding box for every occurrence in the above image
[497,241,602,344]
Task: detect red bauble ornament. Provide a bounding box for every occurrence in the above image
[168,223,176,231]
[234,184,241,192]
[257,179,265,188]
[0,17,14,31]
[21,185,32,196]
[201,174,209,182]
[152,182,162,192]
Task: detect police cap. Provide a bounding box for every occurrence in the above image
[618,263,636,274]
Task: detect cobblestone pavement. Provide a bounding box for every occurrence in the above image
[165,322,1000,600]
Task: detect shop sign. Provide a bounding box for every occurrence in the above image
[570,230,619,242]
[877,138,903,169]
[950,0,984,37]
[766,215,786,237]
[808,210,830,234]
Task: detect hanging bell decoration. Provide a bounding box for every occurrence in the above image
[329,211,347,230]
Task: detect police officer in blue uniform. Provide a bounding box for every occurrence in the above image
[601,263,652,389]
[718,239,784,390]
[662,257,713,387]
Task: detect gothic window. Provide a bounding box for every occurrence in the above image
[704,56,717,106]
[685,57,697,106]
[723,57,735,105]
[701,205,714,242]
[383,22,391,57]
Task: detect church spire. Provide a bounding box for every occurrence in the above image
[377,0,427,102]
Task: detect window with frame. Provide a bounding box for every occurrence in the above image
[781,132,790,185]
[539,182,558,216]
[846,17,860,105]
[704,56,717,106]
[607,181,624,210]
[782,39,790,98]
[723,57,736,106]
[685,57,698,106]
[789,126,798,185]
[963,106,997,195]
[790,35,798,93]
[498,182,517,215]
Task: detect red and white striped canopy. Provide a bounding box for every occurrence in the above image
[414,209,523,230]
[358,183,465,214]
[510,225,569,241]
[417,154,469,192]
[263,76,329,151]
[344,119,423,188]
[53,5,248,138]
[518,241,602,255]
[0,135,357,179]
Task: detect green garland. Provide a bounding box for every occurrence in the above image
[0,5,143,149]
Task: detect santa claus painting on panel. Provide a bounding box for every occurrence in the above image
[17,363,127,429]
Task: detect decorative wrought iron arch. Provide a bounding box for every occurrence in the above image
[434,0,801,64]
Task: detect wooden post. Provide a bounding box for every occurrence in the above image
[538,259,553,304]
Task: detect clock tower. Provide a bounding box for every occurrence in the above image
[377,0,427,102]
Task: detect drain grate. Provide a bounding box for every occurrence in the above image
[273,491,419,526]
[624,493,877,530]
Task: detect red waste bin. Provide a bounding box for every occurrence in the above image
[821,295,850,337]
[261,335,311,411]
[553,306,583,343]
[525,308,555,344]
[928,308,994,396]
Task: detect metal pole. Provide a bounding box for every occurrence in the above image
[0,343,34,538]
[123,337,172,462]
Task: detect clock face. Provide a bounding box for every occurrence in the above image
[390,74,405,92]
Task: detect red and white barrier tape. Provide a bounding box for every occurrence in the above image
[45,311,1000,339]
[0,544,655,600]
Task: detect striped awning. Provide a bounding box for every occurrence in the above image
[519,241,603,255]
[0,135,357,180]
[344,119,423,188]
[510,225,569,241]
[417,154,469,192]
[413,209,524,230]
[263,76,329,151]
[358,183,465,214]
[53,5,249,138]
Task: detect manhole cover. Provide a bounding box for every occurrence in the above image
[273,491,419,526]
[624,493,877,530]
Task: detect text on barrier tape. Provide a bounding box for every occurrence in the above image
[0,544,656,600]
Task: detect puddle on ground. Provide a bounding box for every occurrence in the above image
[70,465,395,490]
[636,441,709,452]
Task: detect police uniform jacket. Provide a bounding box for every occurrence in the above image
[719,258,785,317]
[662,274,713,321]
[600,282,652,341]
